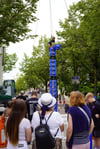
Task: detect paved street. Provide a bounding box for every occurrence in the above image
[58,104,65,114]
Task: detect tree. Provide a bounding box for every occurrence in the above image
[57,0,100,94]
[15,74,28,94]
[0,0,39,46]
[19,36,50,90]
[57,19,86,91]
[69,0,100,95]
[4,51,17,72]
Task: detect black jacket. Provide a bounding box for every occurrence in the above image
[26,97,38,121]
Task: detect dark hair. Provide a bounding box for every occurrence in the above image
[5,99,26,146]
[31,91,37,96]
[6,101,14,108]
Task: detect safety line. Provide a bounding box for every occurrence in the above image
[33,0,41,45]
[34,0,41,36]
[64,0,68,12]
[49,0,53,37]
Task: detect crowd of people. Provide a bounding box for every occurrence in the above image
[1,90,100,149]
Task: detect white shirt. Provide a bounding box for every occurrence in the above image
[7,118,31,149]
[31,111,64,139]
[18,118,31,141]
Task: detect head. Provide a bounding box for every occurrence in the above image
[12,97,16,101]
[70,91,85,106]
[52,36,55,42]
[31,90,37,97]
[5,99,26,146]
[85,92,95,103]
[38,93,56,119]
[11,99,26,117]
[6,101,14,117]
[21,90,24,96]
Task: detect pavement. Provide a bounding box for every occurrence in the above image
[57,104,65,114]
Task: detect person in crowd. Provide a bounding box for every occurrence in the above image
[66,91,94,149]
[16,90,26,100]
[6,101,14,117]
[26,91,39,121]
[12,97,16,101]
[0,101,14,149]
[0,100,14,124]
[97,93,100,102]
[31,93,64,149]
[5,99,32,149]
[85,92,100,149]
[64,92,70,113]
[48,36,55,49]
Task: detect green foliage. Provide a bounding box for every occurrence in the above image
[15,74,27,94]
[0,0,39,46]
[18,36,50,90]
[16,0,100,95]
[57,0,100,94]
[80,84,94,94]
[3,51,18,72]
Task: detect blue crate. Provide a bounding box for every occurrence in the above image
[53,44,61,50]
[49,47,56,56]
[50,70,57,76]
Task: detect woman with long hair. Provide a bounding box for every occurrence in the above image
[5,99,32,149]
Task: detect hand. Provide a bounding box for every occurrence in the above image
[66,141,69,149]
[95,114,99,118]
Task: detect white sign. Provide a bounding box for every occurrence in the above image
[72,76,80,84]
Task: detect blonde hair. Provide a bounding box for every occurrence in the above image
[85,92,94,102]
[70,91,85,106]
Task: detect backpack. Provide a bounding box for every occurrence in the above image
[26,98,39,121]
[35,112,59,149]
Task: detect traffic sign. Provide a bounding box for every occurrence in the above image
[72,76,80,84]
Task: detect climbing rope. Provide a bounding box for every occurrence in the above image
[64,0,68,11]
[49,0,54,37]
[33,0,41,45]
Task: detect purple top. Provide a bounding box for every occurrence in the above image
[68,105,92,133]
[68,105,92,148]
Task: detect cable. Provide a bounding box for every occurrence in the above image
[35,0,40,36]
[49,0,53,37]
[33,0,41,45]
[64,0,68,12]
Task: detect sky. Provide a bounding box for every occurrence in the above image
[3,0,80,80]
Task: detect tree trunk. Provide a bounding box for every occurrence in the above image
[94,48,98,96]
[45,80,48,92]
[94,66,97,96]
